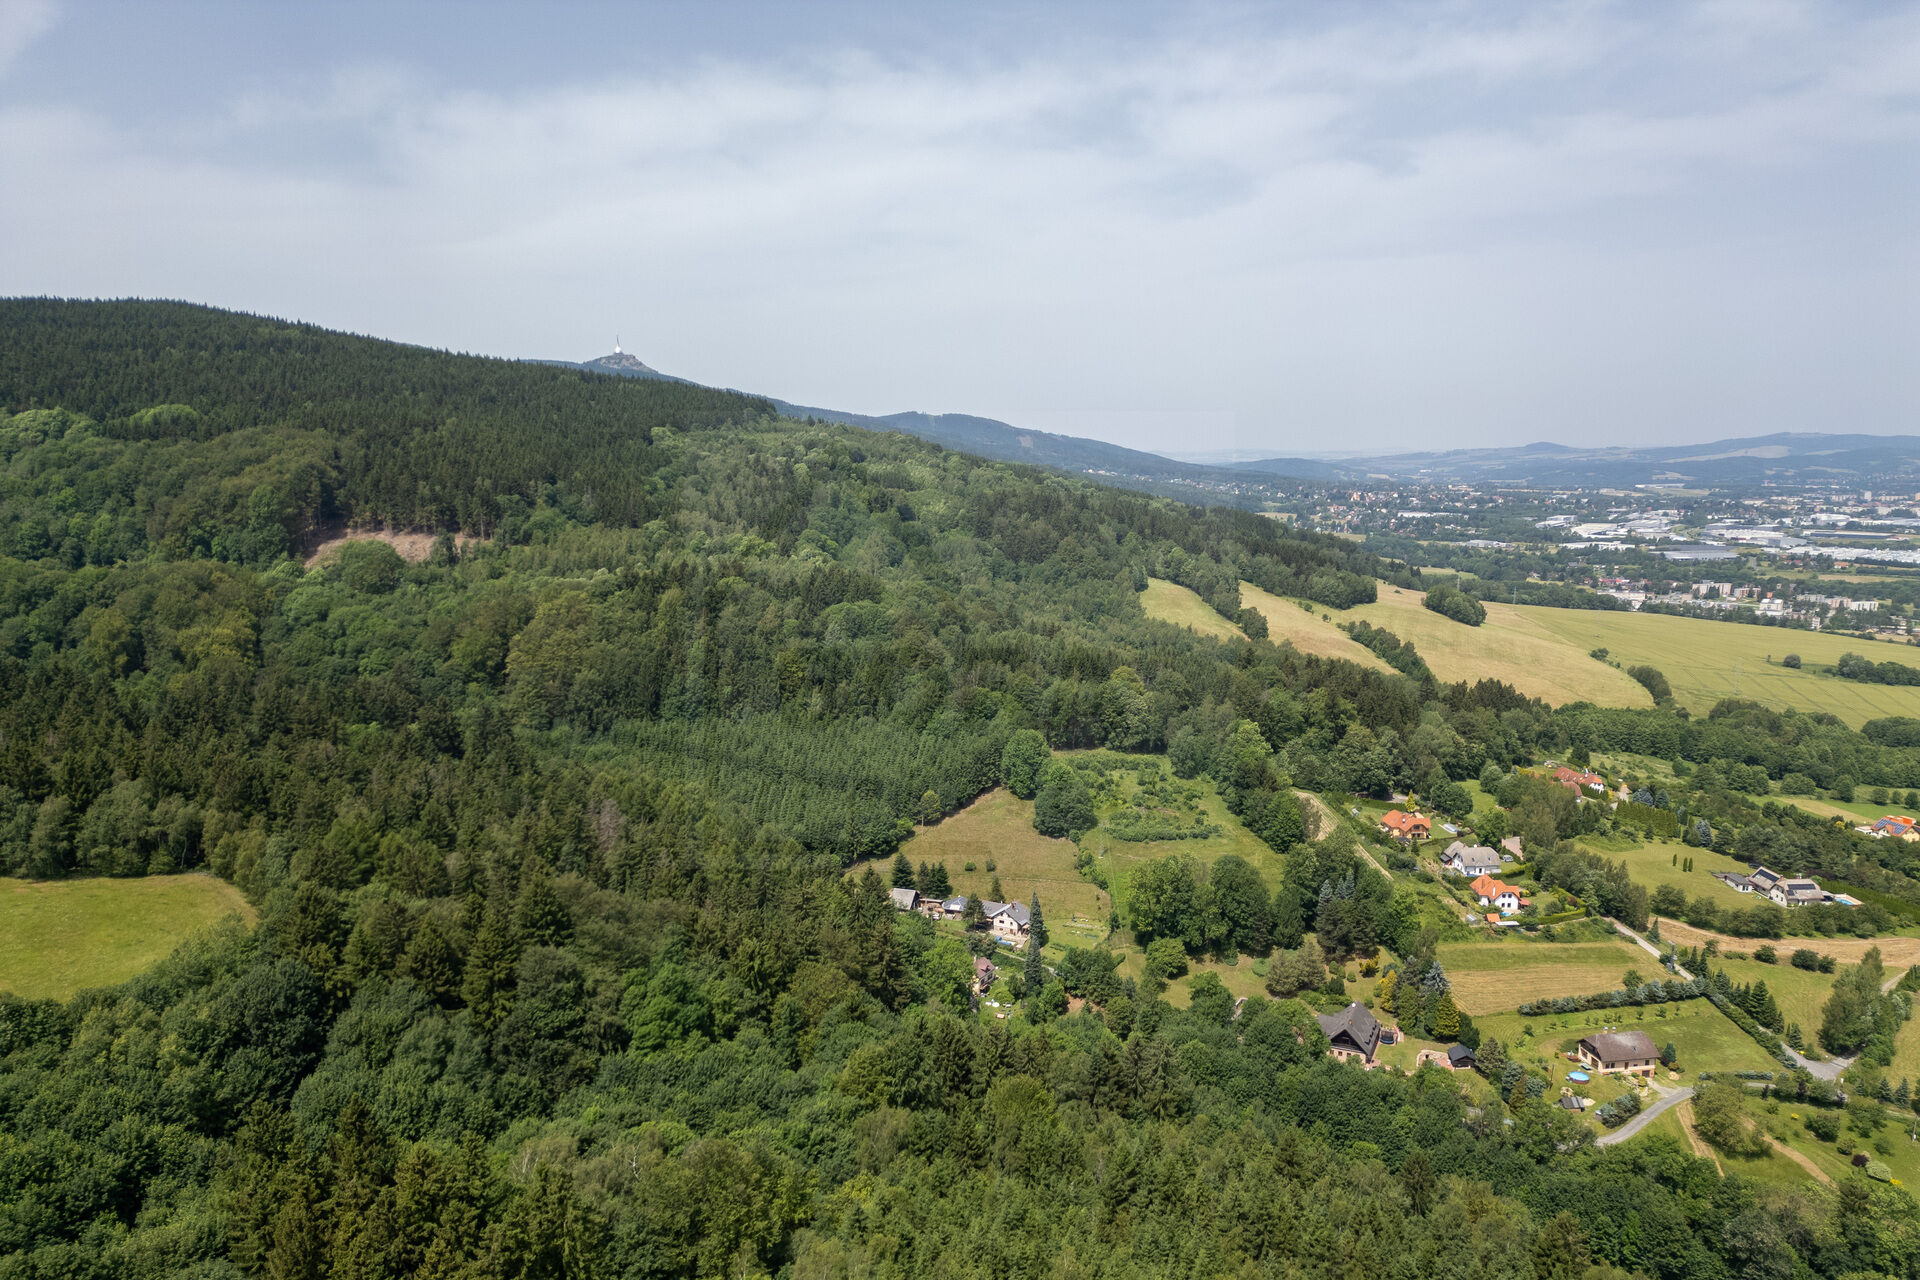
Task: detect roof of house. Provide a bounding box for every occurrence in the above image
[1315,1002,1383,1058]
[1381,810,1430,832]
[1446,1043,1475,1065]
[942,896,969,912]
[974,956,996,975]
[1748,867,1782,888]
[1469,874,1521,900]
[1451,845,1503,869]
[1579,1029,1659,1064]
[890,887,918,909]
[984,901,1032,926]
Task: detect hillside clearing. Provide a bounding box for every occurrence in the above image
[889,789,1108,940]
[0,874,256,1000]
[1341,586,1655,707]
[1235,582,1391,671]
[1140,578,1245,642]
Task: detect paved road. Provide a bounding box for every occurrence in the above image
[1596,1086,1694,1146]
[1785,1045,1850,1081]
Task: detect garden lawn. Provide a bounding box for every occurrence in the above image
[1476,1000,1782,1081]
[0,874,255,1000]
[1140,577,1245,642]
[1435,938,1649,1015]
[1083,765,1280,923]
[1581,837,1771,914]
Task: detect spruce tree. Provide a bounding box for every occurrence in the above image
[1024,935,1046,1000]
[891,851,914,889]
[1029,893,1048,951]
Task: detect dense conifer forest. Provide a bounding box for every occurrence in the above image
[4,300,1920,1278]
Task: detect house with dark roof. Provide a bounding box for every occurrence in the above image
[1577,1029,1659,1077]
[1315,1002,1384,1065]
[1443,841,1504,878]
[889,887,919,912]
[1446,1044,1476,1069]
[983,900,1032,944]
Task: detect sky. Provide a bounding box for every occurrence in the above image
[1,1,1916,457]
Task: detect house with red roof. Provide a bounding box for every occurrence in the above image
[1379,810,1431,840]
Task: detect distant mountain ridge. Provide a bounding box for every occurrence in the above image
[549,351,1920,489]
[544,352,1341,491]
[1232,432,1920,487]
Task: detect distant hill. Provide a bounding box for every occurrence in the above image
[545,352,1341,495]
[549,351,1920,490]
[1234,433,1920,487]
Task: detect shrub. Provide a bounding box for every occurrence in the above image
[1806,1112,1841,1142]
[1782,653,1801,669]
[1790,949,1821,971]
[1754,945,1777,964]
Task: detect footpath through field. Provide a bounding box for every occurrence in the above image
[1607,919,1694,979]
[1298,792,1392,881]
[1596,1085,1694,1147]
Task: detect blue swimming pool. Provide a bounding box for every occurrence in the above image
[1567,1071,1590,1082]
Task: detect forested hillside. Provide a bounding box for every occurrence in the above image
[4,300,1920,1278]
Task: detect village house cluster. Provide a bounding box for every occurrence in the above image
[888,887,1033,943]
[1706,865,1859,908]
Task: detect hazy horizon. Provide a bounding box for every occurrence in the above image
[3,1,1915,454]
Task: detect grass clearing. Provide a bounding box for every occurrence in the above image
[1339,586,1655,708]
[1521,607,1920,728]
[0,874,256,1000]
[1235,582,1391,671]
[1707,954,1835,1037]
[889,789,1110,942]
[1435,938,1648,1015]
[1577,836,1767,913]
[1140,578,1245,642]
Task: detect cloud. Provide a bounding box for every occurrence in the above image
[0,0,55,77]
[0,2,1914,450]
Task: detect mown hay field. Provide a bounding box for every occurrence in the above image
[1139,578,1245,642]
[1339,586,1655,708]
[1521,606,1920,728]
[1235,581,1392,671]
[0,874,255,1000]
[1435,938,1648,1015]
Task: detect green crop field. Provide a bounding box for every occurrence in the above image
[1522,607,1920,728]
[0,874,256,1000]
[1140,577,1245,642]
[887,788,1109,941]
[1235,582,1392,671]
[1435,938,1649,1015]
[1338,586,1656,707]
